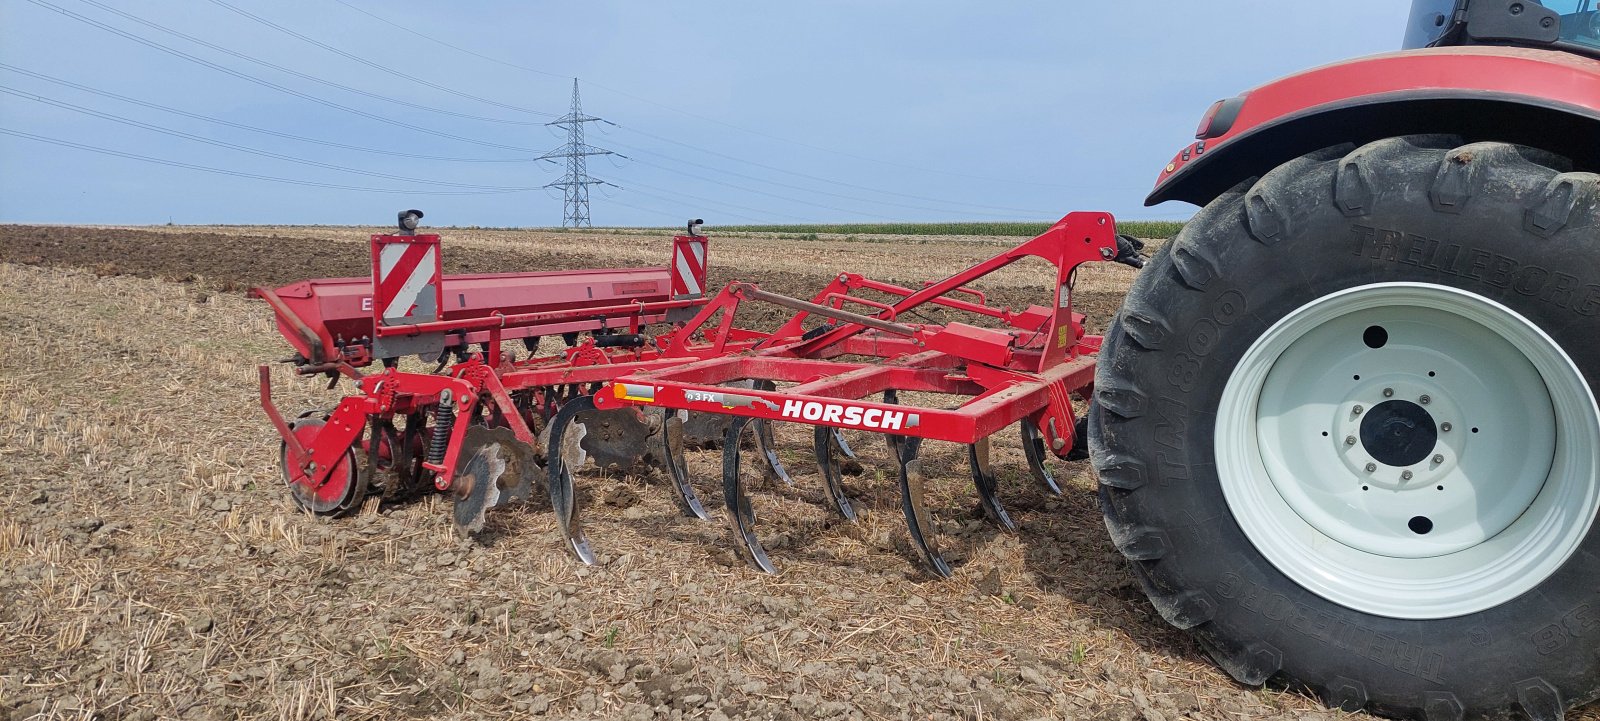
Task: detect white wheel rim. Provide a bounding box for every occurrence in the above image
[1216,283,1600,619]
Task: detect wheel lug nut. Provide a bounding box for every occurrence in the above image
[1402,470,1414,480]
[1345,435,1357,446]
[1365,462,1377,473]
[1353,405,1364,415]
[1383,388,1394,398]
[1433,454,1444,464]
[1441,422,1453,432]
[1420,394,1431,405]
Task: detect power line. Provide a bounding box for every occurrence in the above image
[18,0,542,153]
[616,154,893,221]
[203,0,552,118]
[20,0,547,153]
[302,0,1111,213]
[323,0,1105,191]
[592,184,751,225]
[607,139,1056,219]
[605,179,806,223]
[68,0,548,124]
[603,183,771,224]
[8,1,1129,222]
[594,87,1100,191]
[7,5,790,222]
[610,124,1093,214]
[329,0,570,81]
[618,142,1050,216]
[592,193,694,225]
[0,64,538,163]
[0,85,540,191]
[540,80,615,228]
[0,127,521,195]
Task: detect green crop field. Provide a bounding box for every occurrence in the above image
[684,220,1186,239]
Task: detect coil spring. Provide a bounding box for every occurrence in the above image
[427,390,454,465]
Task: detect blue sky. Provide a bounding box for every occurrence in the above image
[0,1,1409,227]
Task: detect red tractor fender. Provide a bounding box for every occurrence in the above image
[1149,46,1600,207]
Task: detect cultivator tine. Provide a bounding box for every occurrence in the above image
[390,415,425,500]
[722,417,778,574]
[369,420,399,474]
[546,396,598,565]
[808,388,906,522]
[366,418,398,501]
[661,409,712,520]
[1020,420,1065,496]
[450,425,538,535]
[881,389,903,457]
[753,419,793,485]
[896,436,952,578]
[747,380,792,485]
[830,429,857,460]
[968,436,1016,531]
[813,425,860,521]
[1068,415,1090,462]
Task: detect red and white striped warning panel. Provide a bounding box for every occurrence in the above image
[370,234,442,327]
[670,235,709,298]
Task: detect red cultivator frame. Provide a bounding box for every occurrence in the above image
[592,212,1124,575]
[256,212,1144,577]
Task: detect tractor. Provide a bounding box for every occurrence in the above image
[1091,1,1600,718]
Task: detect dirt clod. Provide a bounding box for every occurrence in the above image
[978,567,1003,596]
[676,686,711,709]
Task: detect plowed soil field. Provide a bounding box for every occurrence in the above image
[1,225,1593,721]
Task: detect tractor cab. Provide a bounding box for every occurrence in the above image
[1407,0,1600,55]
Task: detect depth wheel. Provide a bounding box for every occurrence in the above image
[281,416,363,516]
[1091,136,1600,719]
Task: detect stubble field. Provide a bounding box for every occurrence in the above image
[1,224,1594,721]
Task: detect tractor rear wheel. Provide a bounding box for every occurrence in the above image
[1091,136,1600,719]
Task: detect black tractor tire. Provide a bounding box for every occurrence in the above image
[1090,135,1600,720]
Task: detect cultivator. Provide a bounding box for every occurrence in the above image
[256,212,1145,576]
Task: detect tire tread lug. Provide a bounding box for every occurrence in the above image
[1118,304,1171,350]
[1431,149,1478,214]
[1422,691,1465,721]
[1095,452,1147,491]
[1431,142,1527,214]
[1095,384,1147,420]
[1103,518,1167,561]
[1245,190,1288,245]
[1199,636,1281,684]
[1515,677,1565,721]
[1526,172,1598,238]
[1146,589,1216,630]
[1336,136,1459,217]
[1324,676,1370,713]
[1171,242,1221,290]
[1335,156,1375,217]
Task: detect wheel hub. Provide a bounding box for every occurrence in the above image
[1358,399,1437,468]
[1217,283,1600,619]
